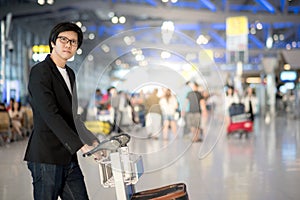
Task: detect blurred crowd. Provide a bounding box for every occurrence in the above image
[86,81,218,142]
[0,98,33,145]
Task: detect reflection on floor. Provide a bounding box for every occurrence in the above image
[0,114,300,200]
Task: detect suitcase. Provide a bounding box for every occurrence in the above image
[131,183,189,200]
[229,103,245,117]
[227,120,253,134]
[227,103,253,137]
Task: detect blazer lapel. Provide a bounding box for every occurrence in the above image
[45,55,73,101]
[51,66,73,101]
[66,67,75,92]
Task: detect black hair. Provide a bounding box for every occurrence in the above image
[11,101,21,112]
[49,22,83,52]
[225,85,234,96]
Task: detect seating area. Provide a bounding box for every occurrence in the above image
[0,105,33,145]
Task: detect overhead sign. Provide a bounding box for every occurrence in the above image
[226,16,248,51]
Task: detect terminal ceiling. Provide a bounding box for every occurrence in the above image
[1,0,300,76]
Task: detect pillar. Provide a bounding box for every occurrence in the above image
[262,57,278,117]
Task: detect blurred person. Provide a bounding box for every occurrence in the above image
[24,22,101,200]
[118,91,133,129]
[241,86,258,121]
[159,88,178,140]
[144,88,162,139]
[130,91,146,127]
[8,101,24,138]
[6,97,15,111]
[94,88,103,110]
[202,90,211,110]
[282,89,295,113]
[182,82,207,142]
[225,85,240,125]
[0,102,12,143]
[108,86,121,133]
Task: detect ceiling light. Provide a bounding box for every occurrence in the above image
[81,26,86,33]
[266,37,273,49]
[250,28,256,34]
[87,54,94,61]
[47,0,54,5]
[161,21,174,44]
[76,48,82,55]
[115,59,122,65]
[108,12,115,18]
[246,77,261,84]
[101,44,110,53]
[256,22,263,30]
[161,51,171,59]
[111,16,118,24]
[283,64,291,70]
[196,35,209,45]
[123,36,132,45]
[135,54,145,61]
[161,21,175,31]
[76,22,82,28]
[88,33,95,40]
[279,34,285,41]
[37,0,45,5]
[119,16,126,24]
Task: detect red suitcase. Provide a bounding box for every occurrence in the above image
[227,112,253,137]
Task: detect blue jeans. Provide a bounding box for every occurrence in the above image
[27,161,89,200]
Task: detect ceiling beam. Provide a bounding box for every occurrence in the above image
[254,0,276,14]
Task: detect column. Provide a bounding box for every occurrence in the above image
[262,57,277,117]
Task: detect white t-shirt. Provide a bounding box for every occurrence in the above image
[56,66,72,94]
[159,96,178,115]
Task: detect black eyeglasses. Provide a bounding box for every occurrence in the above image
[57,36,78,47]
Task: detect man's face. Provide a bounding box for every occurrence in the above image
[51,31,78,61]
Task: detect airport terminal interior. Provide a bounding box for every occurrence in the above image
[1,0,300,199]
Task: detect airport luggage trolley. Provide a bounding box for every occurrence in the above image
[227,103,253,138]
[83,134,189,200]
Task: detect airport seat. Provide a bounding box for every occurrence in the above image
[23,106,33,136]
[0,111,12,145]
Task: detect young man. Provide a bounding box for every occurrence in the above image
[24,22,100,200]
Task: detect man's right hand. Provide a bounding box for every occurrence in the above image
[81,144,105,161]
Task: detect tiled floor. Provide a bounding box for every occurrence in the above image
[1,113,300,200]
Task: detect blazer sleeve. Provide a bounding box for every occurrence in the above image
[28,65,83,155]
[74,114,100,146]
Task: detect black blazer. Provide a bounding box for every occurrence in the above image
[24,55,97,165]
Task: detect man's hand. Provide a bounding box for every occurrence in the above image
[81,143,105,161]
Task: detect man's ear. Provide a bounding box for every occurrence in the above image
[51,41,55,48]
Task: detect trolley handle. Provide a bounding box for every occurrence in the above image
[110,133,131,147]
[82,133,131,157]
[82,139,120,157]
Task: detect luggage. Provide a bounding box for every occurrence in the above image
[227,103,253,137]
[131,183,189,200]
[229,103,245,117]
[227,120,253,134]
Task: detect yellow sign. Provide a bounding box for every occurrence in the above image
[84,121,112,135]
[32,45,50,53]
[226,16,248,36]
